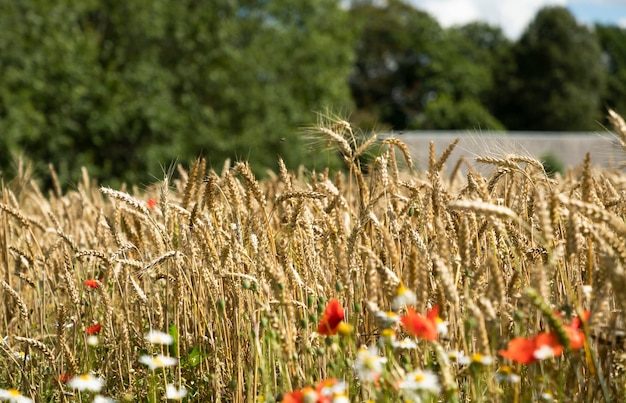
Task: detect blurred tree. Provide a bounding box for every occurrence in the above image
[595,24,626,121]
[494,6,605,130]
[348,0,444,130]
[348,1,504,131]
[422,23,507,130]
[0,0,354,187]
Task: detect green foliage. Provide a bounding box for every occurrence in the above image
[540,152,565,177]
[423,95,505,130]
[349,0,446,129]
[0,0,355,187]
[495,6,605,130]
[596,24,626,121]
[349,2,505,131]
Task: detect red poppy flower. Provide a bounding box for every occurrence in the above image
[401,306,438,341]
[58,373,72,384]
[280,387,319,403]
[147,198,158,209]
[317,299,345,336]
[499,311,590,364]
[499,336,537,364]
[534,332,564,357]
[280,390,303,403]
[84,279,99,289]
[316,378,339,393]
[563,311,589,350]
[85,324,102,335]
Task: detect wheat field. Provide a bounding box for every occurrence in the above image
[1,113,626,402]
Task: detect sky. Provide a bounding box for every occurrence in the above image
[406,0,626,39]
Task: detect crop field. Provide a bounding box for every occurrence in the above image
[1,113,626,402]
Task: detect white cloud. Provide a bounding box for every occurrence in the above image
[407,0,568,39]
[619,17,626,28]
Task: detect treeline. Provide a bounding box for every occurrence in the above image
[0,0,624,186]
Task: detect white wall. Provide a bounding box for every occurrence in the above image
[394,131,622,174]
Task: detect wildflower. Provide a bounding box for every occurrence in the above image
[374,311,400,328]
[93,396,116,403]
[317,299,345,336]
[13,351,29,362]
[139,354,178,370]
[496,366,521,384]
[337,322,353,337]
[448,350,471,366]
[400,307,438,341]
[165,384,188,400]
[145,330,174,345]
[470,353,494,365]
[428,305,448,337]
[67,373,105,392]
[85,324,102,335]
[317,378,347,401]
[280,387,318,403]
[533,344,558,360]
[0,336,8,345]
[377,328,397,348]
[498,336,539,364]
[499,312,589,365]
[84,279,100,289]
[563,310,589,350]
[147,198,158,209]
[279,390,304,403]
[87,335,99,347]
[392,337,418,350]
[582,285,592,300]
[499,332,563,364]
[354,345,387,382]
[398,369,441,395]
[58,373,72,384]
[0,388,33,403]
[392,285,416,310]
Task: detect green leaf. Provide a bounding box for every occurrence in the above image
[186,346,201,368]
[168,323,179,358]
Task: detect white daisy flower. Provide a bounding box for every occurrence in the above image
[165,384,187,400]
[317,380,347,398]
[392,285,417,310]
[87,335,99,347]
[582,285,593,300]
[0,388,33,403]
[67,373,105,392]
[354,345,387,382]
[145,330,174,345]
[448,350,471,366]
[331,395,349,403]
[435,318,448,337]
[93,395,116,403]
[139,354,178,370]
[471,353,494,365]
[496,366,521,384]
[13,351,29,362]
[374,310,401,328]
[392,337,418,350]
[398,369,441,395]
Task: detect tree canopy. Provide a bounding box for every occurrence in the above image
[491,7,605,130]
[0,0,355,186]
[1,1,625,186]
